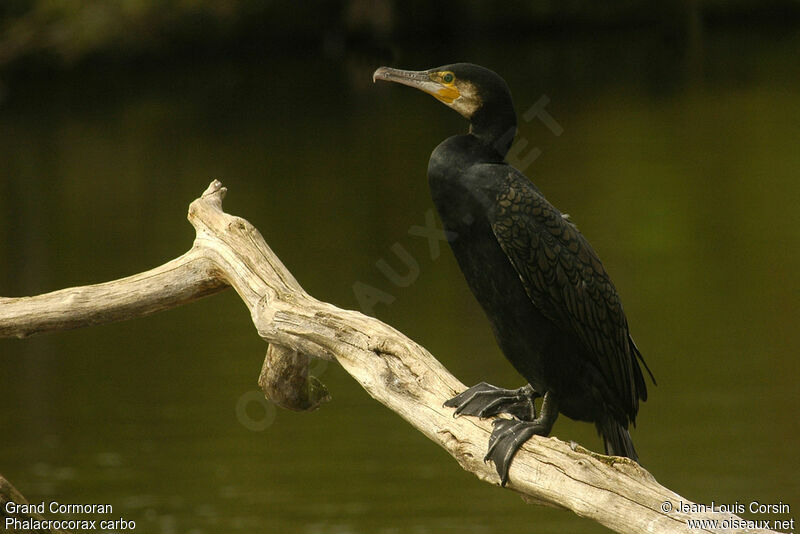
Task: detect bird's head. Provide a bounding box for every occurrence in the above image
[373,63,516,152]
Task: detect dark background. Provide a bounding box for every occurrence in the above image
[1,2,799,532]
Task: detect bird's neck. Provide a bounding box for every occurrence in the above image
[468,104,517,158]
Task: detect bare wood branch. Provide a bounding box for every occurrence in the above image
[0,250,226,338]
[258,344,331,411]
[0,181,778,534]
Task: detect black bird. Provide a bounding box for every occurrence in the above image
[373,63,654,486]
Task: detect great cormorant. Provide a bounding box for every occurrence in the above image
[373,63,654,486]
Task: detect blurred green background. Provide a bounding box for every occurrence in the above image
[1,1,799,533]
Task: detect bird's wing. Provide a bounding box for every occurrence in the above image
[487,169,649,418]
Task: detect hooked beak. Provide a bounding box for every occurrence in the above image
[373,66,460,104]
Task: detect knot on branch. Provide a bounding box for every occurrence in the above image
[258,344,331,411]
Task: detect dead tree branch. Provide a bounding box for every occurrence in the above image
[0,181,777,534]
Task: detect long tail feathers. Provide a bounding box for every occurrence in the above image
[600,420,639,463]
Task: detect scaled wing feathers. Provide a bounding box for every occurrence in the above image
[488,172,648,418]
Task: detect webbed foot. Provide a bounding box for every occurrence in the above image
[484,391,559,486]
[444,382,538,421]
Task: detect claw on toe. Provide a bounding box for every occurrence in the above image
[443,382,538,422]
[484,393,559,486]
[484,418,542,486]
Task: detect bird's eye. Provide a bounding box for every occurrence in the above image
[442,72,455,84]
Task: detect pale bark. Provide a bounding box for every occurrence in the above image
[0,181,778,534]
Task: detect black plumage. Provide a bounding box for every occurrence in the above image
[373,63,654,486]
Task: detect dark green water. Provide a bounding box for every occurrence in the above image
[2,29,799,533]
